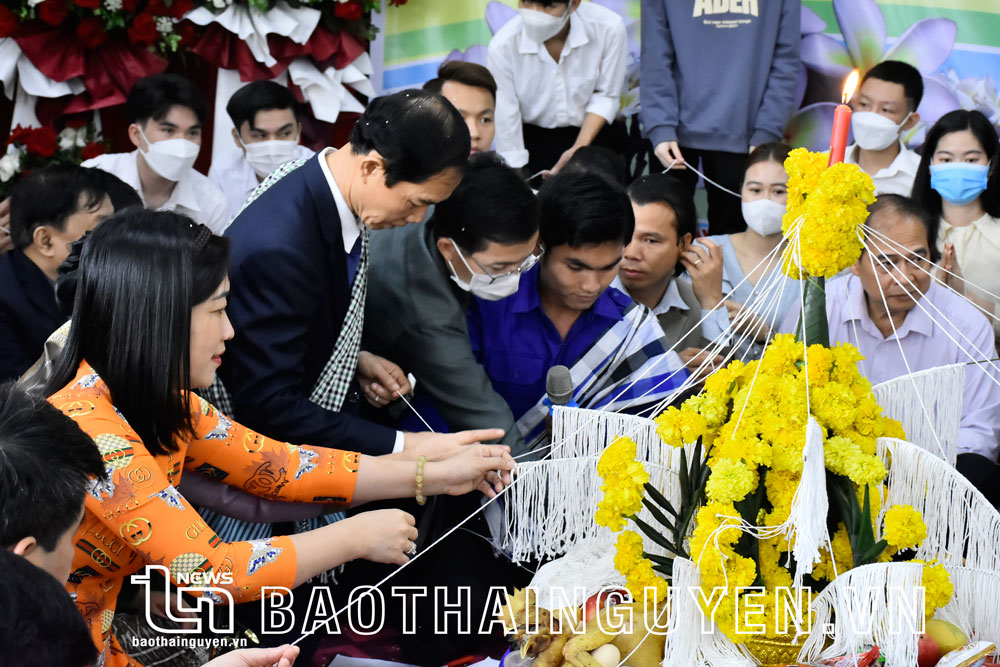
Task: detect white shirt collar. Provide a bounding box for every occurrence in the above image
[845,140,920,179]
[317,147,363,254]
[123,151,203,212]
[611,276,688,315]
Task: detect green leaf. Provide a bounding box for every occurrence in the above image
[631,515,678,553]
[644,482,679,519]
[679,446,690,501]
[795,275,829,348]
[642,498,676,533]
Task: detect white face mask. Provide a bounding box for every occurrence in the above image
[519,5,570,43]
[851,111,910,151]
[137,125,200,182]
[741,198,785,237]
[238,136,300,179]
[447,241,522,301]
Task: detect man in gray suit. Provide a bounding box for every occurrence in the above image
[364,152,541,457]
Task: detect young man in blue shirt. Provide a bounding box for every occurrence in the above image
[469,171,687,443]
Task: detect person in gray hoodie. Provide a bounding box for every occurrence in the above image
[639,0,800,235]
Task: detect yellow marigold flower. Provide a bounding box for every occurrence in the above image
[624,558,669,603]
[597,435,637,477]
[654,407,684,448]
[883,505,927,550]
[704,359,746,399]
[824,435,887,486]
[613,530,644,574]
[759,537,792,590]
[595,437,648,532]
[705,458,758,504]
[912,559,953,619]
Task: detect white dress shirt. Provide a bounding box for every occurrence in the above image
[611,275,729,345]
[844,140,921,196]
[83,151,230,234]
[487,2,627,168]
[208,144,314,220]
[315,147,405,453]
[781,275,1000,460]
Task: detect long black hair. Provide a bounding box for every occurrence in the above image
[45,209,229,457]
[911,109,1000,221]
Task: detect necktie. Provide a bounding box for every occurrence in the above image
[346,233,362,286]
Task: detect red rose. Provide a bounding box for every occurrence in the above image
[122,0,140,11]
[25,127,58,158]
[65,117,88,129]
[175,20,197,47]
[80,141,107,161]
[76,17,107,49]
[73,0,102,8]
[7,125,33,148]
[0,5,17,38]
[146,0,168,14]
[38,0,69,27]
[333,0,363,22]
[168,0,194,19]
[127,12,158,45]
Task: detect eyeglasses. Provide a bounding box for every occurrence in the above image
[455,242,545,284]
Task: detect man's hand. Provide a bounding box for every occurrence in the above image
[202,645,300,667]
[654,141,686,170]
[401,428,506,462]
[725,299,772,344]
[0,198,12,256]
[679,347,725,383]
[356,351,411,407]
[681,239,725,310]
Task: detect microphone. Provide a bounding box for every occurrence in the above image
[545,365,576,409]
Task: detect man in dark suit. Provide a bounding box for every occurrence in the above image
[0,166,112,382]
[213,89,504,456]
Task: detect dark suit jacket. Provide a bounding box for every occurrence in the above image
[364,222,526,454]
[220,153,397,454]
[0,249,64,382]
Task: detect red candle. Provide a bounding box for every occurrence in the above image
[828,69,860,166]
[828,104,851,166]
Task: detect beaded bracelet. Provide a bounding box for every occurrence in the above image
[415,455,427,506]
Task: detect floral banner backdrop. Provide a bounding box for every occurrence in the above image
[370,0,1000,151]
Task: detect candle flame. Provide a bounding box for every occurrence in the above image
[842,69,860,104]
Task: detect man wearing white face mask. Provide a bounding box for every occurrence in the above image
[364,152,541,455]
[844,61,923,197]
[209,81,315,219]
[487,0,627,175]
[83,74,229,233]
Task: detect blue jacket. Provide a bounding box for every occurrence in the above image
[639,0,801,152]
[220,153,397,454]
[0,249,64,382]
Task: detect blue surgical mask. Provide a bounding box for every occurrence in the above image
[930,162,990,206]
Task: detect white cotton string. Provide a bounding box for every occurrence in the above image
[862,222,1000,327]
[662,161,742,198]
[859,230,1000,394]
[394,390,435,433]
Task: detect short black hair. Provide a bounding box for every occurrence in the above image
[627,173,698,241]
[423,60,497,101]
[127,73,209,126]
[522,0,570,6]
[349,89,470,187]
[0,382,104,552]
[742,141,792,186]
[865,194,941,263]
[911,109,1000,221]
[226,80,301,132]
[46,210,230,458]
[430,152,539,253]
[94,169,143,212]
[862,60,924,112]
[0,550,99,667]
[537,172,634,249]
[9,165,108,250]
[561,146,628,187]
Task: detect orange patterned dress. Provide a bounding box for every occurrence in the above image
[50,361,360,667]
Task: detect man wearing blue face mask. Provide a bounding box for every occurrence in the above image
[912,109,1000,338]
[487,0,628,175]
[363,152,541,455]
[83,74,230,233]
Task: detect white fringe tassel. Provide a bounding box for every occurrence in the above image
[783,416,831,587]
[662,557,757,667]
[503,456,681,563]
[872,363,964,465]
[797,562,924,666]
[877,438,1000,571]
[551,405,666,463]
[937,566,1000,659]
